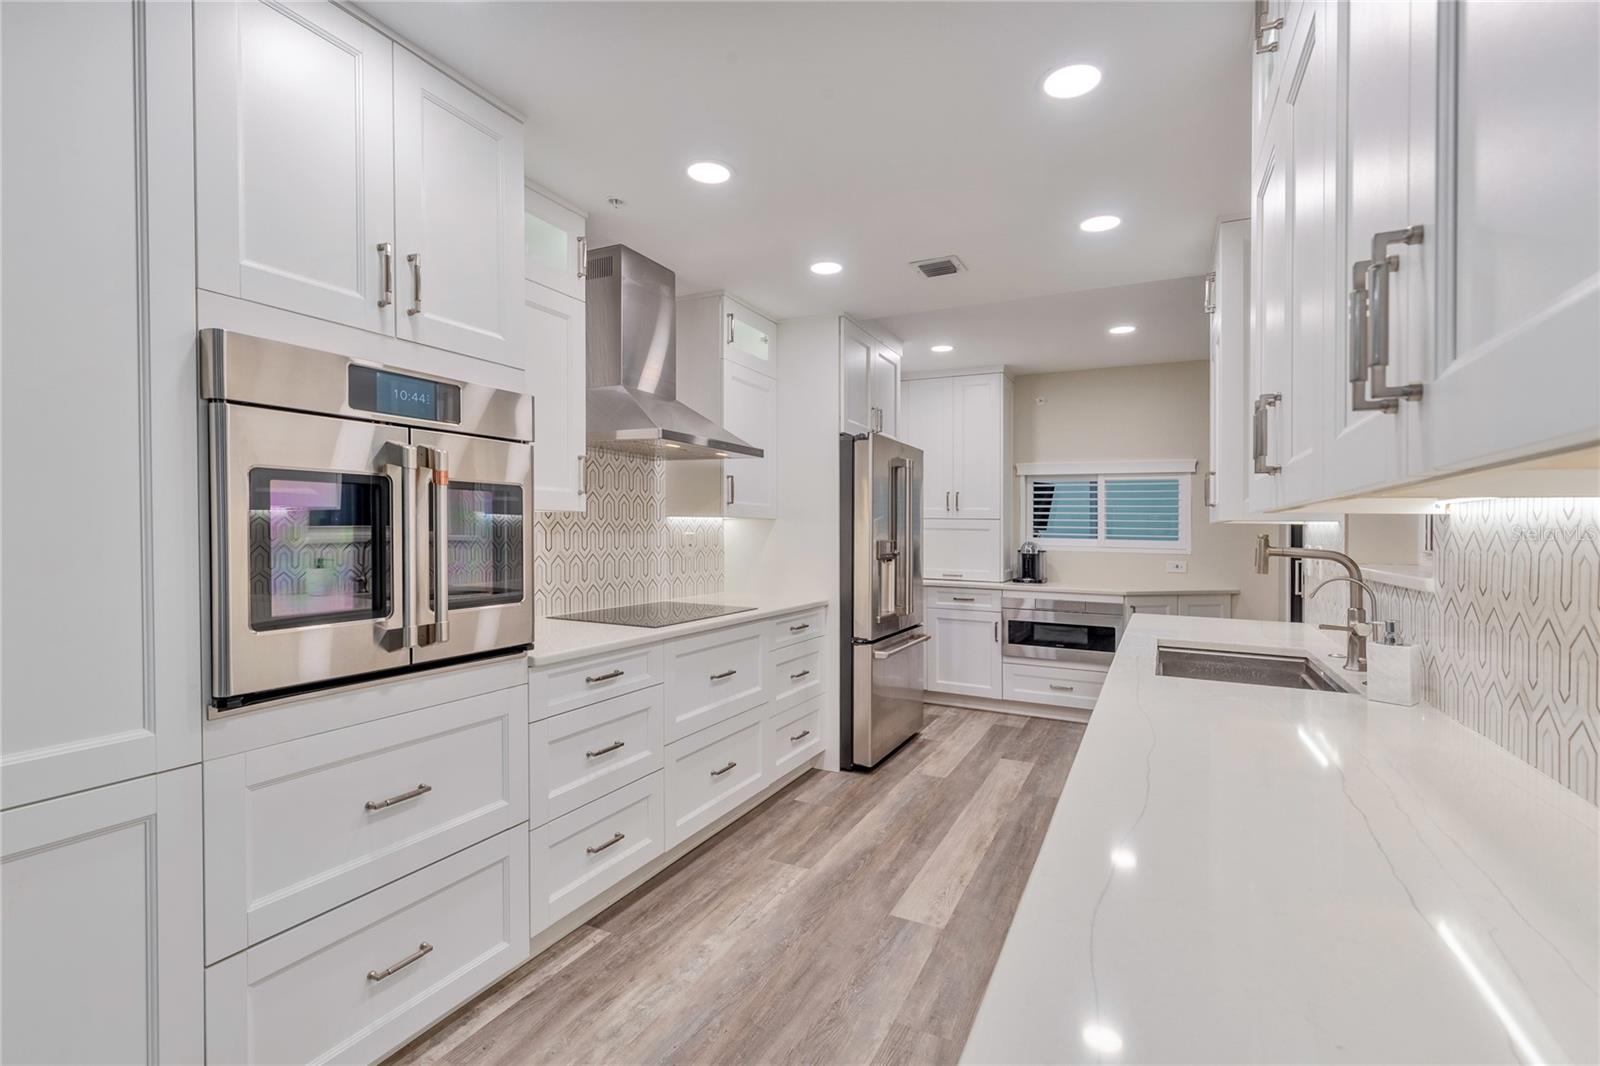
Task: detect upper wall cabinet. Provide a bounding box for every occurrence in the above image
[902,374,1007,520]
[523,183,586,303]
[3,0,201,807]
[1206,219,1253,522]
[840,317,901,436]
[393,48,524,366]
[722,361,780,518]
[197,1,525,371]
[195,1,394,335]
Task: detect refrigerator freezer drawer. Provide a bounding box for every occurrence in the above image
[850,630,928,768]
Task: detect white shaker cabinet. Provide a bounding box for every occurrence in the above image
[1,769,204,1066]
[195,0,395,335]
[723,362,780,518]
[869,340,902,437]
[925,608,1003,700]
[526,279,588,512]
[901,372,1009,520]
[839,317,877,436]
[393,47,524,367]
[1207,219,1255,522]
[902,377,955,516]
[2,0,201,808]
[1416,0,1599,477]
[523,182,587,303]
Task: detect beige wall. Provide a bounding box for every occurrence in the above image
[1013,360,1282,621]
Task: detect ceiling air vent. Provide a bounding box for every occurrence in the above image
[911,255,966,279]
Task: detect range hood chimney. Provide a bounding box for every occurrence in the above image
[584,243,762,460]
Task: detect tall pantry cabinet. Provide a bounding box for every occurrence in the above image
[1,2,205,1060]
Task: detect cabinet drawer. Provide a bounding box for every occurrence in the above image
[1002,662,1104,709]
[768,638,825,712]
[203,686,527,962]
[530,686,665,826]
[664,625,766,742]
[530,644,663,721]
[767,696,825,779]
[529,772,665,932]
[664,705,767,847]
[927,586,1003,611]
[205,828,528,1066]
[766,607,826,650]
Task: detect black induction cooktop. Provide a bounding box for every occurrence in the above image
[550,601,756,628]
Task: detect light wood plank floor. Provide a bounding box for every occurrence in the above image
[387,706,1085,1066]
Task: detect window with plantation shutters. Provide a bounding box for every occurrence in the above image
[1025,470,1191,552]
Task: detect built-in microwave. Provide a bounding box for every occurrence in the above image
[201,330,534,712]
[1001,595,1124,665]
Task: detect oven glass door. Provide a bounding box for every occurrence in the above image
[214,405,408,701]
[1005,614,1119,658]
[410,429,533,664]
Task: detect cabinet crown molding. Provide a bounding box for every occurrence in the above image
[1015,459,1197,477]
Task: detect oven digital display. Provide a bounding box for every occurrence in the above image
[347,365,461,424]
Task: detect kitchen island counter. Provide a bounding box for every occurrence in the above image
[962,614,1599,1065]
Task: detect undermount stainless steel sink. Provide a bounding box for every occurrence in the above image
[1155,645,1356,693]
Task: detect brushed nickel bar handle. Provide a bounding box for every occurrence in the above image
[406,253,423,316]
[726,312,736,344]
[1367,225,1426,402]
[377,242,394,308]
[575,235,587,280]
[789,669,812,681]
[368,941,432,982]
[789,622,811,633]
[1349,260,1395,413]
[952,596,976,602]
[1204,471,1217,508]
[1049,683,1076,692]
[1253,393,1282,475]
[585,739,625,759]
[586,831,625,855]
[945,490,951,511]
[709,669,738,681]
[726,475,735,506]
[710,760,738,777]
[364,782,432,811]
[1203,271,1216,314]
[955,490,961,511]
[585,668,624,684]
[789,729,812,742]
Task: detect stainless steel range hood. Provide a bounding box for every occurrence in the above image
[585,243,762,460]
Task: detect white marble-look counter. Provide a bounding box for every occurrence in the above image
[924,578,1240,602]
[529,594,829,667]
[963,614,1599,1065]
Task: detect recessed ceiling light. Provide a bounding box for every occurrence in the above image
[931,344,954,353]
[1081,1024,1124,1055]
[1110,847,1137,870]
[1080,214,1122,233]
[686,160,732,184]
[1108,324,1137,335]
[1042,64,1102,100]
[810,261,843,276]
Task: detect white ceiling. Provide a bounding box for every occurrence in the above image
[877,274,1210,376]
[361,1,1251,333]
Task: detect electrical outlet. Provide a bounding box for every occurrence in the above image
[1165,560,1187,573]
[684,530,696,546]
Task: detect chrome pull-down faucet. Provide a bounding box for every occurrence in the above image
[1252,534,1372,672]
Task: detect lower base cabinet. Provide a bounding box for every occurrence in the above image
[767,695,826,777]
[664,704,768,847]
[205,828,529,1066]
[1,767,204,1066]
[529,771,666,932]
[925,606,1003,699]
[1001,661,1107,711]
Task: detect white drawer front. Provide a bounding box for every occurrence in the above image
[766,607,826,650]
[1002,662,1104,709]
[204,686,527,962]
[530,686,665,826]
[664,706,767,847]
[768,638,824,712]
[767,696,825,778]
[204,828,528,1066]
[928,586,1003,611]
[530,772,665,931]
[530,644,663,721]
[664,625,766,742]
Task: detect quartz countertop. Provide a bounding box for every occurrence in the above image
[961,614,1599,1065]
[529,594,829,667]
[924,578,1241,601]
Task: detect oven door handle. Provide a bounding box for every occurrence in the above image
[416,445,450,646]
[872,631,931,659]
[376,441,418,652]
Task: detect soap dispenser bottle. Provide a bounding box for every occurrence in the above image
[1367,621,1421,706]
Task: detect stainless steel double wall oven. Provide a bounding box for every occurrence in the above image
[202,331,534,712]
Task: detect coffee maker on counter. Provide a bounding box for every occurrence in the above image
[1015,541,1046,583]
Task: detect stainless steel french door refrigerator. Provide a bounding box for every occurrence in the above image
[839,433,927,768]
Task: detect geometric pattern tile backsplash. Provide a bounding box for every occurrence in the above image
[1304,500,1600,804]
[533,449,723,618]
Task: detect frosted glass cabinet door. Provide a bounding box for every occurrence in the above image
[723,297,778,377]
[195,0,395,333]
[394,48,524,368]
[524,184,586,303]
